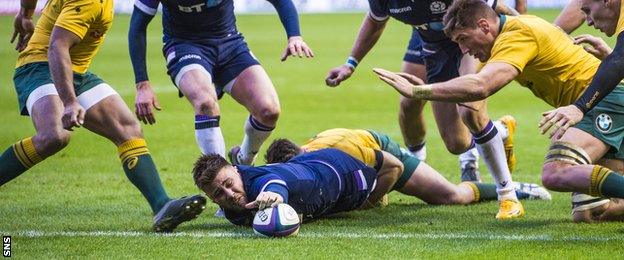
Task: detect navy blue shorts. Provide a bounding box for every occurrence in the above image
[163,33,260,99]
[403,29,425,65]
[421,39,462,83]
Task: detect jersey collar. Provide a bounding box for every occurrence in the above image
[498,14,507,33]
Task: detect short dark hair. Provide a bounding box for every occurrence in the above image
[192,154,230,192]
[265,138,302,164]
[443,0,497,36]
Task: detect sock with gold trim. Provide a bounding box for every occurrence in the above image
[589,166,624,198]
[0,137,43,186]
[463,181,498,202]
[118,139,170,213]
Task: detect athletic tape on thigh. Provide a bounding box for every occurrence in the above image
[174,64,211,87]
[77,83,119,111]
[544,141,592,165]
[26,84,58,115]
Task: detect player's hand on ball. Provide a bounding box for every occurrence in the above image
[373,68,419,98]
[282,36,314,61]
[539,105,583,139]
[11,13,34,52]
[325,65,354,87]
[574,34,612,60]
[245,191,284,210]
[135,81,162,125]
[61,102,85,131]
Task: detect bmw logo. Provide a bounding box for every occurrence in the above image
[595,114,613,133]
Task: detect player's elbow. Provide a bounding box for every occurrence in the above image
[464,75,492,101]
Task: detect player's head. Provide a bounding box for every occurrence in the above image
[193,154,248,211]
[443,0,499,62]
[265,138,303,164]
[578,0,621,36]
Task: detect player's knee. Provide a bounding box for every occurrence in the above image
[122,120,144,137]
[443,141,468,155]
[38,129,70,153]
[254,105,280,125]
[541,162,567,190]
[193,97,220,115]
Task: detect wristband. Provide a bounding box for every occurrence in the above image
[345,56,359,69]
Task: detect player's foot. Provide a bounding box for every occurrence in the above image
[460,161,481,182]
[513,182,552,200]
[495,199,525,220]
[498,115,517,173]
[228,146,242,165]
[153,195,206,232]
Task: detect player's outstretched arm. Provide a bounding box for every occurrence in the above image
[554,0,585,34]
[325,13,388,87]
[541,32,624,139]
[360,151,402,210]
[128,5,160,125]
[49,26,84,131]
[266,0,314,61]
[373,62,518,102]
[11,0,37,51]
[245,191,286,210]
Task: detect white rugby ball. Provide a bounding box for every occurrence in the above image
[252,203,300,238]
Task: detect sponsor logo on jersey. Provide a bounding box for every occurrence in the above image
[179,54,202,62]
[178,3,206,13]
[389,6,412,14]
[595,114,613,133]
[430,1,447,14]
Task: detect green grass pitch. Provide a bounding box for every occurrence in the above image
[1,9,623,258]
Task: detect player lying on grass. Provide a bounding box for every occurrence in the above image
[373,0,624,222]
[264,129,550,206]
[2,0,205,232]
[193,149,395,226]
[324,0,525,220]
[128,0,313,166]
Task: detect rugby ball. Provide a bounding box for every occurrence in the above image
[252,203,300,238]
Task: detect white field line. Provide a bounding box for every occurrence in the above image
[1,230,622,242]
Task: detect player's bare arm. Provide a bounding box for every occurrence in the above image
[48,26,84,131]
[494,0,520,16]
[360,150,402,210]
[128,6,160,125]
[11,0,37,51]
[265,0,314,61]
[325,13,388,87]
[245,191,285,210]
[554,0,585,34]
[373,62,518,102]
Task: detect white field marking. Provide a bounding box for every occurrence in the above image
[2,230,622,242]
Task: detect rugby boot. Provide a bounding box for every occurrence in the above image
[153,195,206,232]
[498,115,517,173]
[496,199,525,220]
[460,161,481,182]
[513,182,552,200]
[228,146,242,165]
